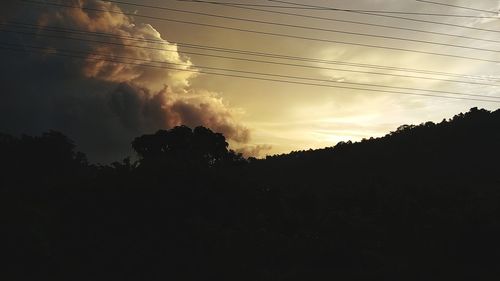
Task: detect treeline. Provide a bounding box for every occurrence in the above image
[1,107,500,280]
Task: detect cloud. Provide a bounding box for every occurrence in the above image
[109,83,250,143]
[235,144,273,158]
[0,0,250,162]
[35,0,196,91]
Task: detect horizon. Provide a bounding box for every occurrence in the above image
[1,0,499,162]
[2,106,493,164]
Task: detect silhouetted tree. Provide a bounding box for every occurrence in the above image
[132,125,244,170]
[1,108,500,280]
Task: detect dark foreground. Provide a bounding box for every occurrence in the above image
[1,108,500,280]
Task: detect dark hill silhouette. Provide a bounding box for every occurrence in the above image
[1,107,499,281]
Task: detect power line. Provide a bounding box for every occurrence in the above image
[416,0,500,15]
[4,21,500,84]
[176,0,500,45]
[270,0,500,34]
[74,0,500,55]
[3,24,500,87]
[18,1,500,64]
[1,43,498,103]
[178,0,500,18]
[3,38,497,100]
[19,0,500,55]
[31,0,500,55]
[147,0,329,10]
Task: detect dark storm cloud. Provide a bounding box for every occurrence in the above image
[108,83,168,131]
[0,0,250,162]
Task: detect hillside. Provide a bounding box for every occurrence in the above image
[1,107,500,281]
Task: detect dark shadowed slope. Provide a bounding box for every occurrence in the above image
[1,108,499,281]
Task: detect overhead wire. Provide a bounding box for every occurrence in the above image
[16,0,500,65]
[178,0,500,18]
[1,42,499,103]
[175,0,500,45]
[416,0,500,15]
[269,0,500,34]
[2,36,498,100]
[3,22,500,86]
[8,1,500,103]
[5,21,497,83]
[24,0,500,54]
[87,1,500,55]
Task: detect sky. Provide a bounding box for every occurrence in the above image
[0,0,499,163]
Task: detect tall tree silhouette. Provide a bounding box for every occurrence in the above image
[132,126,243,170]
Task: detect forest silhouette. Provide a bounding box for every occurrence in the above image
[1,107,500,280]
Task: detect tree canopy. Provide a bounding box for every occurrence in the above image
[132,126,242,169]
[1,107,500,280]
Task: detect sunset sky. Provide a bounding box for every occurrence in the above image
[1,0,500,162]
